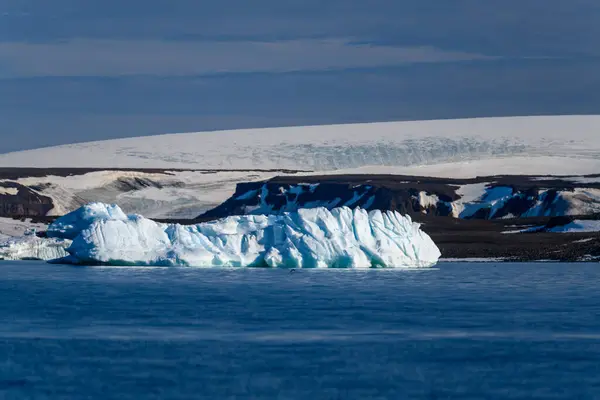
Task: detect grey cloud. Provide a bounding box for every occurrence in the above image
[0,39,497,78]
[2,0,599,59]
[3,57,600,152]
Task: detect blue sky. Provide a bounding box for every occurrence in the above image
[1,0,599,152]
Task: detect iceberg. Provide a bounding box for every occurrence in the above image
[47,202,128,240]
[46,203,440,268]
[0,234,70,261]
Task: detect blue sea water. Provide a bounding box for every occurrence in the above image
[1,261,600,399]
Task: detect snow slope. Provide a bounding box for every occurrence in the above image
[2,170,274,218]
[1,116,600,176]
[328,157,600,179]
[47,203,440,268]
[0,217,47,239]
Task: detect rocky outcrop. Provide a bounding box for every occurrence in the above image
[198,174,600,221]
[0,182,54,217]
[0,167,306,219]
[200,180,454,219]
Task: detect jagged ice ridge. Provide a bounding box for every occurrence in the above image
[0,235,70,261]
[47,203,440,268]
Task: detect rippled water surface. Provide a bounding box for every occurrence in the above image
[1,261,600,399]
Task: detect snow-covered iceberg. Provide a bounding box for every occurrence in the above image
[0,234,70,261]
[46,202,127,240]
[47,203,440,268]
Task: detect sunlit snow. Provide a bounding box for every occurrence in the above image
[47,203,441,268]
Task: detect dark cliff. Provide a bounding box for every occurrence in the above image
[198,174,600,221]
[0,182,55,217]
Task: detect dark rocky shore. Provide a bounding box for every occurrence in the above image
[415,214,600,262]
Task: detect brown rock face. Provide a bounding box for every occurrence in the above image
[0,182,54,217]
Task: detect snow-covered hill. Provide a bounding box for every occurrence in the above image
[0,116,599,223]
[1,116,600,175]
[0,170,275,219]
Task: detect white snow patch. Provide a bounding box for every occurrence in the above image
[455,185,514,218]
[573,238,595,244]
[0,187,18,195]
[520,189,600,218]
[548,220,600,233]
[447,183,489,217]
[555,189,600,216]
[418,192,440,213]
[456,183,489,203]
[502,228,533,234]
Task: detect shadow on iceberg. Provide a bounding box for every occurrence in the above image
[46,203,441,268]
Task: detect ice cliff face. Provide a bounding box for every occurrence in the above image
[0,234,70,261]
[49,203,440,268]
